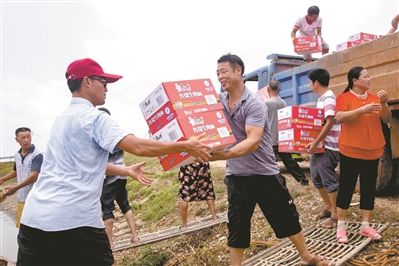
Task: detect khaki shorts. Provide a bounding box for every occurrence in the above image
[16,202,25,228]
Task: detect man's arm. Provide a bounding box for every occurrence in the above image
[291,25,300,40]
[0,170,17,186]
[317,26,322,37]
[106,161,153,186]
[116,134,211,162]
[211,125,263,161]
[3,171,39,196]
[388,14,399,34]
[306,116,334,154]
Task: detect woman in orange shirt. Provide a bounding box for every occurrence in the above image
[335,66,391,243]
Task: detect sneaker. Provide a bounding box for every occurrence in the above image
[336,228,349,243]
[359,226,382,240]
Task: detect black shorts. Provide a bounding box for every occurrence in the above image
[17,224,113,266]
[225,174,301,248]
[101,179,132,220]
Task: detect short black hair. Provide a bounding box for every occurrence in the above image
[15,127,31,136]
[65,72,83,93]
[307,6,320,16]
[217,54,245,75]
[98,107,111,115]
[308,68,330,87]
[268,80,279,91]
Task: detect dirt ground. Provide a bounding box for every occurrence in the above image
[1,161,398,265]
[112,161,399,265]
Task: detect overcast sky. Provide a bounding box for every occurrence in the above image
[1,0,398,157]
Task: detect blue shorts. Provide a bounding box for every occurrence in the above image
[310,149,339,192]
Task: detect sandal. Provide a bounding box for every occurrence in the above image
[336,228,348,244]
[359,226,381,240]
[300,255,334,266]
[322,217,337,229]
[317,209,331,219]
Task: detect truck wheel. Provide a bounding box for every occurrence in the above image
[376,146,393,196]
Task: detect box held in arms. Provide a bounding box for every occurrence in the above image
[294,36,322,55]
[278,128,324,153]
[277,106,324,131]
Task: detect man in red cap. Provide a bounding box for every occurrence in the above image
[17,58,211,266]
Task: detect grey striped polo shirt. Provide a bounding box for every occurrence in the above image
[220,87,280,176]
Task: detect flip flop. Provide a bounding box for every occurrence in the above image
[322,217,338,229]
[300,255,334,266]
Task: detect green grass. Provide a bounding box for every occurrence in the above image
[0,161,16,185]
[121,246,169,266]
[121,154,228,225]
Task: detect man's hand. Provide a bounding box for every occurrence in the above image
[184,133,212,163]
[3,185,18,196]
[305,141,317,154]
[126,161,154,186]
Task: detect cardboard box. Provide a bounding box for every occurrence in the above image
[146,101,224,134]
[278,117,323,130]
[336,41,354,52]
[277,106,324,130]
[152,110,236,170]
[139,79,220,121]
[348,32,378,42]
[294,36,322,55]
[278,128,324,153]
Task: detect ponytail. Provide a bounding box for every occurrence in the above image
[344,66,364,93]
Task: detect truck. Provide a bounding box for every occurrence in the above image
[243,32,399,196]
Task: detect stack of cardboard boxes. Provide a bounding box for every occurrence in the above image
[293,36,322,55]
[336,32,379,52]
[139,79,236,171]
[277,106,325,153]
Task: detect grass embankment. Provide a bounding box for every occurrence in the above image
[0,162,15,185]
[123,154,227,227]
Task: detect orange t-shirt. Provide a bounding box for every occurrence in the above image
[336,91,385,160]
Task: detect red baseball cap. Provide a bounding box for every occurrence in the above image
[66,58,123,83]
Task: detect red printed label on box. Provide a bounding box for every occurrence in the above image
[278,141,324,153]
[336,41,354,52]
[278,106,324,123]
[294,36,322,54]
[139,79,220,120]
[348,32,378,42]
[152,110,236,171]
[278,118,322,131]
[146,102,224,134]
[278,128,324,153]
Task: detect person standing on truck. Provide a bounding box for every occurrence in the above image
[265,80,309,186]
[291,5,329,63]
[306,69,341,228]
[334,66,391,243]
[17,58,211,266]
[211,53,332,266]
[0,127,43,228]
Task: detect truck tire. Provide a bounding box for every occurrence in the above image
[377,146,393,195]
[376,122,399,196]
